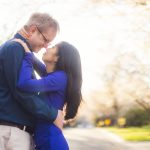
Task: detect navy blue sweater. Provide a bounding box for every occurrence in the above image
[0,33,57,127]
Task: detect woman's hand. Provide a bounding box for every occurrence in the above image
[13,39,30,53]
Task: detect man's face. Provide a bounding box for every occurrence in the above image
[28,26,57,53]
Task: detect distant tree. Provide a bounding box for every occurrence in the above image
[103,53,150,118]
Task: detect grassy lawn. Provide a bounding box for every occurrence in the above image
[105,125,150,141]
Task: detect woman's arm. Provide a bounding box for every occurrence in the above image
[18,53,66,93]
[13,38,47,77]
[33,55,47,77]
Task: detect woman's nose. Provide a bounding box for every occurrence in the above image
[43,43,48,48]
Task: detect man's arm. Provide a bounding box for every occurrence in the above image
[3,41,58,122]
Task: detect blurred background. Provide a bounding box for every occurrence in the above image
[0,0,150,149]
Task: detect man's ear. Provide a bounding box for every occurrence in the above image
[28,25,36,36]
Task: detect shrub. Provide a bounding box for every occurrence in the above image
[124,108,149,127]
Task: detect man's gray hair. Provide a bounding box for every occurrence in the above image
[26,12,59,32]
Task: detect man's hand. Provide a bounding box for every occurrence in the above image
[53,110,64,130]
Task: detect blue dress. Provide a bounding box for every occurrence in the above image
[17,52,69,150]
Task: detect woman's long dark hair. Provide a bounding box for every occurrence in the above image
[55,41,82,120]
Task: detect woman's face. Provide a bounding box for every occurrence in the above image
[42,46,59,63]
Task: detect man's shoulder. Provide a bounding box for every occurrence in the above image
[0,39,24,55]
[4,39,22,49]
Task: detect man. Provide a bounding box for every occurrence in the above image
[0,12,63,150]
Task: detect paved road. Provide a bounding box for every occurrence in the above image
[64,128,150,150]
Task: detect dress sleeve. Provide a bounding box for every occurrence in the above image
[32,54,47,77]
[17,53,66,93]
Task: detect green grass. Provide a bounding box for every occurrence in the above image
[105,125,150,141]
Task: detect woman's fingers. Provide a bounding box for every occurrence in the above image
[13,38,24,44]
[12,39,30,52]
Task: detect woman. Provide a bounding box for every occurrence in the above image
[15,39,82,150]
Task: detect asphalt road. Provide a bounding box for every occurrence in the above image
[64,128,150,150]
